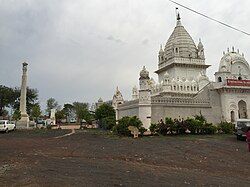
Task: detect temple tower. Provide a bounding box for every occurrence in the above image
[138,66,151,129]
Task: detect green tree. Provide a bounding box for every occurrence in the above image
[0,85,15,116]
[46,98,59,115]
[73,102,93,123]
[12,87,39,115]
[0,85,39,117]
[12,110,21,121]
[63,103,75,121]
[95,103,115,120]
[113,116,143,136]
[55,109,66,123]
[95,103,116,129]
[31,104,42,122]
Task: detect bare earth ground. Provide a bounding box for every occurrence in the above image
[0,129,249,187]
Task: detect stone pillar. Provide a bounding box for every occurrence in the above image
[17,62,29,128]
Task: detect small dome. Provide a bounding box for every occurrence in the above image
[197,39,203,49]
[139,66,149,79]
[98,97,103,103]
[219,50,249,72]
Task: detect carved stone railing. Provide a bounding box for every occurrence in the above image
[151,96,210,107]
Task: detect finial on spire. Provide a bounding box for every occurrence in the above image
[175,7,181,21]
[159,44,163,53]
[237,49,239,53]
[232,46,235,52]
[223,51,225,55]
[227,47,229,52]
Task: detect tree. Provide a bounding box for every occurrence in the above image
[63,103,75,122]
[73,102,92,123]
[55,109,65,123]
[95,103,115,120]
[12,110,21,121]
[0,85,39,117]
[95,103,116,129]
[112,116,143,136]
[0,85,15,116]
[46,98,59,115]
[12,87,39,115]
[31,104,42,122]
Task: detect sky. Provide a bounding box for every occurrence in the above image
[0,0,249,110]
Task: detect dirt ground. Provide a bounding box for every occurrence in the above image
[0,129,249,187]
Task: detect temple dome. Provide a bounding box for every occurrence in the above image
[219,50,249,72]
[164,15,198,60]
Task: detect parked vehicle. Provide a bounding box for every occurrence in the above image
[235,119,250,140]
[0,120,16,133]
[69,118,77,123]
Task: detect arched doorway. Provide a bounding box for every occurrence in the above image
[238,100,247,119]
[230,111,235,122]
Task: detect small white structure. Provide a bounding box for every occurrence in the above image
[50,109,56,125]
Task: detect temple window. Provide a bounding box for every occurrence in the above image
[218,77,222,82]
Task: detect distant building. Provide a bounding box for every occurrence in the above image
[112,12,250,129]
[95,98,113,110]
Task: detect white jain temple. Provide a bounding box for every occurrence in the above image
[112,13,250,129]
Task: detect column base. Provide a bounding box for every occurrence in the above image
[17,115,30,129]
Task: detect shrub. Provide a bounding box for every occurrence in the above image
[201,123,217,135]
[101,116,116,130]
[139,127,147,135]
[194,113,206,123]
[112,116,143,136]
[218,122,235,134]
[158,122,169,136]
[186,118,200,134]
[149,123,158,134]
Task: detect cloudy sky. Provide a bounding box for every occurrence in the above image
[0,0,249,109]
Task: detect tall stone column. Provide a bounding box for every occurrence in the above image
[18,62,29,128]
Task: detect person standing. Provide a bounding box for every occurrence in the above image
[246,127,250,152]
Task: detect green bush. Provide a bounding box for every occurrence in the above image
[112,116,143,136]
[201,123,217,135]
[101,116,116,130]
[139,127,147,135]
[149,123,158,134]
[218,122,235,134]
[186,118,200,134]
[158,122,169,136]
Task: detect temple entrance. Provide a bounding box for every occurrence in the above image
[230,111,235,122]
[238,100,247,119]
